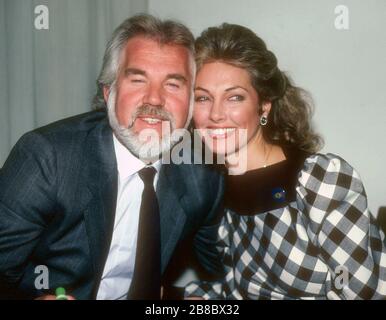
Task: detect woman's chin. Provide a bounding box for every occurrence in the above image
[204,144,237,158]
[203,139,236,155]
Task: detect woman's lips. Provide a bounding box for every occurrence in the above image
[205,127,236,139]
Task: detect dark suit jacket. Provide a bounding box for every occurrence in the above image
[0,109,224,299]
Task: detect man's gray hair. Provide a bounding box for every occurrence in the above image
[93,14,195,109]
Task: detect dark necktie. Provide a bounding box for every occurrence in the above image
[127,166,161,300]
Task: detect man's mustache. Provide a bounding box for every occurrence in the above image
[127,104,174,129]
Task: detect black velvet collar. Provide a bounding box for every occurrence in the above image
[224,147,310,215]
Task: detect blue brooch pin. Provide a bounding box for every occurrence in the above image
[272,187,286,203]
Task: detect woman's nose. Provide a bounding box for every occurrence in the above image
[209,101,226,122]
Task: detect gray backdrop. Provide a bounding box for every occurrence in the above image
[0,0,147,162]
[1,0,385,215]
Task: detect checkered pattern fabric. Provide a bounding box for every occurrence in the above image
[185,154,386,300]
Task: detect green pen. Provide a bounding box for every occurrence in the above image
[55,287,68,300]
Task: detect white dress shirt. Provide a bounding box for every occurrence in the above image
[96,134,161,300]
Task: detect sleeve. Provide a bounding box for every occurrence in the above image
[296,153,386,300]
[185,212,242,299]
[0,132,57,294]
[190,172,228,277]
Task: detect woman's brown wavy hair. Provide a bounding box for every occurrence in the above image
[195,23,323,153]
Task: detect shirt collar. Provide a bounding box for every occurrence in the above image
[113,134,161,181]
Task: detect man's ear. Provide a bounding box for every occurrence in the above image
[103,86,110,103]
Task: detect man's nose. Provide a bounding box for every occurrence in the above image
[143,83,165,107]
[209,100,226,122]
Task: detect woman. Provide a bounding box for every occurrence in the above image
[186,23,386,300]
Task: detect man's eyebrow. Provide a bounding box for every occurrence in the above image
[166,74,187,83]
[124,68,146,76]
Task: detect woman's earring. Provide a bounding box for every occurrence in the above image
[260,115,268,126]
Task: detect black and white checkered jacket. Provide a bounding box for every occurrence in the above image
[185,153,386,300]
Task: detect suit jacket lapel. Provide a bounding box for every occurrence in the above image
[79,117,118,296]
[157,164,188,273]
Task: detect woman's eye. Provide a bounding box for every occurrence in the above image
[229,95,245,102]
[195,96,210,102]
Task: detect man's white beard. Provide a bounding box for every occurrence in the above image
[106,86,177,163]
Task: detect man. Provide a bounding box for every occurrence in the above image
[0,14,224,300]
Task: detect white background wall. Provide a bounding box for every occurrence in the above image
[150,0,386,215]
